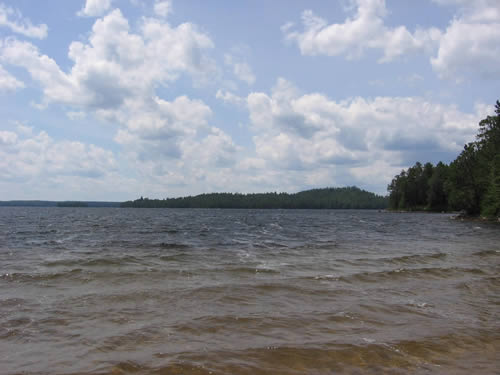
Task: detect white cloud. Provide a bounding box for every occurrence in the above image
[77,0,113,17]
[245,78,488,192]
[1,9,216,108]
[15,123,34,136]
[430,0,500,80]
[112,95,212,160]
[182,127,240,168]
[0,127,137,199]
[154,0,172,18]
[0,38,78,107]
[0,64,24,91]
[216,89,245,107]
[0,3,48,39]
[0,128,116,182]
[0,6,246,197]
[284,0,500,80]
[283,0,441,62]
[114,126,241,196]
[224,53,256,85]
[66,111,86,120]
[0,130,17,145]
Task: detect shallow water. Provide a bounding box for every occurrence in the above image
[0,208,499,374]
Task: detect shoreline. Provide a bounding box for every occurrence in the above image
[387,209,500,222]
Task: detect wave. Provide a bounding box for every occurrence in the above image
[336,252,448,267]
[42,254,148,268]
[382,252,447,265]
[0,269,85,283]
[0,267,165,283]
[472,249,500,257]
[56,332,500,375]
[313,266,487,285]
[157,242,191,249]
[209,265,282,275]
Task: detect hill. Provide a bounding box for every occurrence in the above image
[121,186,388,209]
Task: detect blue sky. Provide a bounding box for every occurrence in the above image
[0,0,499,200]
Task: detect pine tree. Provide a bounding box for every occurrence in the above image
[481,155,500,218]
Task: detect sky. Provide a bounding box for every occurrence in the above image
[0,0,499,201]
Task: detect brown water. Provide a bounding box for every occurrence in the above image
[0,208,499,374]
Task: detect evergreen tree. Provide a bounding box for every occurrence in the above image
[481,155,500,218]
[427,162,448,211]
[477,101,500,162]
[387,99,499,217]
[445,142,485,215]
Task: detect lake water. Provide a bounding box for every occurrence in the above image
[1,208,499,374]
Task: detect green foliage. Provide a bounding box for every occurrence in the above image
[477,101,500,160]
[121,187,388,209]
[388,162,438,211]
[481,155,500,217]
[445,142,487,214]
[387,99,500,217]
[427,162,448,211]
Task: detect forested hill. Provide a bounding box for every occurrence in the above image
[387,100,500,218]
[121,187,388,209]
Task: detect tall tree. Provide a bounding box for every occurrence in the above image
[481,155,500,217]
[445,142,485,215]
[387,98,499,217]
[427,162,448,211]
[477,100,500,161]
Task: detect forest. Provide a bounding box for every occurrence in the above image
[387,100,500,217]
[121,186,388,209]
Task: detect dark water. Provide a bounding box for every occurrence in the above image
[1,208,499,375]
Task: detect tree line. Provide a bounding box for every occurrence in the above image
[387,100,500,217]
[121,186,388,209]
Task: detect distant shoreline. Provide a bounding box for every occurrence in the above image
[0,187,389,210]
[387,209,500,221]
[120,187,388,210]
[0,201,120,208]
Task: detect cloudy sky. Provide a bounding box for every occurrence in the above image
[0,0,498,201]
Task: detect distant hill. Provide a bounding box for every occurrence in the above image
[121,186,388,209]
[0,201,120,207]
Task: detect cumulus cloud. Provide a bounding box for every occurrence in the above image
[216,89,245,107]
[0,127,116,182]
[0,3,48,39]
[110,94,241,191]
[0,126,138,200]
[0,39,77,107]
[0,9,216,108]
[244,78,488,192]
[224,53,256,85]
[154,0,172,18]
[283,0,441,62]
[77,0,113,17]
[430,0,500,80]
[0,64,24,91]
[284,0,500,80]
[182,127,240,168]
[0,5,245,197]
[112,95,213,160]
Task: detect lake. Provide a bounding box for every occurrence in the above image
[1,208,499,374]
